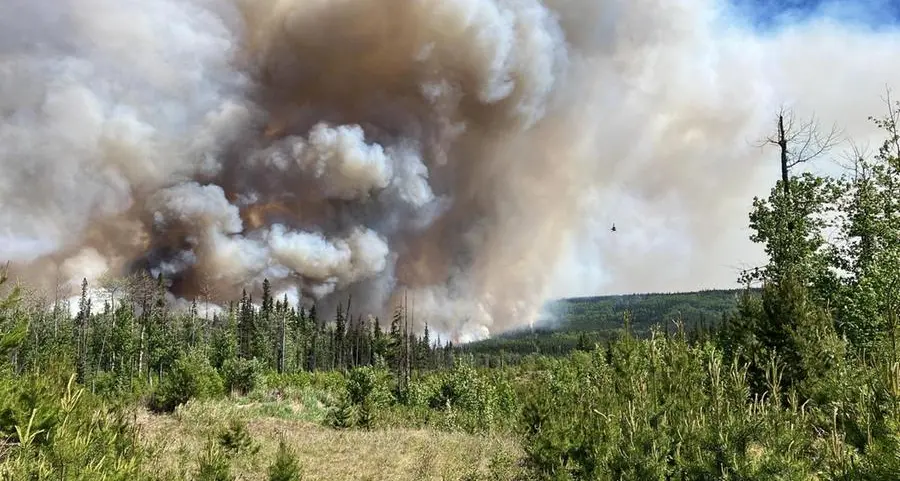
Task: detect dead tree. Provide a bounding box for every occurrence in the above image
[760,107,841,196]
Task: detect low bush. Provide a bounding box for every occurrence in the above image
[149,349,223,413]
[267,437,304,481]
[221,357,266,396]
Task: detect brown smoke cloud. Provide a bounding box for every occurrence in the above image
[3,0,900,342]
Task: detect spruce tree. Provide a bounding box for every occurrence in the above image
[267,438,303,481]
[306,305,318,371]
[334,302,345,370]
[237,290,254,360]
[75,278,91,384]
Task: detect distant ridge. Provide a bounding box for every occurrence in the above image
[459,288,758,358]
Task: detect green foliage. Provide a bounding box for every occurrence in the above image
[325,392,357,429]
[324,364,394,429]
[745,172,840,295]
[403,358,519,433]
[518,333,900,480]
[267,437,304,481]
[0,271,27,364]
[0,373,145,480]
[149,348,223,413]
[196,440,234,481]
[220,357,266,396]
[217,418,260,455]
[345,364,393,428]
[721,274,845,396]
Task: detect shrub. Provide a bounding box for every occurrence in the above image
[346,365,393,428]
[0,374,145,480]
[220,357,265,396]
[267,437,304,481]
[325,392,358,429]
[196,440,234,481]
[218,418,259,455]
[421,360,519,433]
[325,365,393,429]
[149,349,223,413]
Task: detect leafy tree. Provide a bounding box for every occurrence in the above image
[833,94,900,355]
[744,172,840,300]
[210,311,238,370]
[221,357,265,396]
[149,348,223,413]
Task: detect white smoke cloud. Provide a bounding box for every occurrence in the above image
[150,182,244,235]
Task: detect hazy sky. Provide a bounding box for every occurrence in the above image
[548,0,900,298]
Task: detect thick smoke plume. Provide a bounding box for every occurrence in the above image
[2,0,900,342]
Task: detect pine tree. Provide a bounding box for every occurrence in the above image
[372,317,383,364]
[276,294,288,373]
[576,332,591,352]
[267,438,303,481]
[294,305,307,373]
[210,311,237,370]
[334,302,345,370]
[75,278,91,384]
[306,305,318,371]
[419,323,431,370]
[148,273,177,384]
[260,279,274,367]
[237,290,254,360]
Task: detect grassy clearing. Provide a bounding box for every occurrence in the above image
[137,399,523,481]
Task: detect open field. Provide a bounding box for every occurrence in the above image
[137,401,521,481]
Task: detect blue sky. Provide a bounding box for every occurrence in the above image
[729,0,900,30]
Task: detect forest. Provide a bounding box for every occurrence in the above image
[2,100,900,479]
[459,289,746,361]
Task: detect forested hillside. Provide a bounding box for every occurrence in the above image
[459,289,749,361]
[550,289,746,333]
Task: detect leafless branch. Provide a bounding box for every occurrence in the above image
[832,139,872,180]
[761,107,843,168]
[876,86,900,161]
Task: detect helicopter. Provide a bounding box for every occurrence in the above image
[611,223,617,232]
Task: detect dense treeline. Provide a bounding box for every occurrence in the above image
[6,274,453,399]
[2,100,900,479]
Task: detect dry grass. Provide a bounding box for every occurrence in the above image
[135,400,523,480]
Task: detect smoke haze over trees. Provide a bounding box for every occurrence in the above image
[4,0,900,343]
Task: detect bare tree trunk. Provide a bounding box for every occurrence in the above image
[138,324,144,381]
[779,114,790,196]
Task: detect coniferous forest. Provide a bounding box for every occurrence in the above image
[3,104,900,479]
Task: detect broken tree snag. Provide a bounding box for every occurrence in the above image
[762,108,841,188]
[779,113,789,195]
[757,108,842,230]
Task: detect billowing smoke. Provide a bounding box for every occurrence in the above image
[2,0,900,342]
